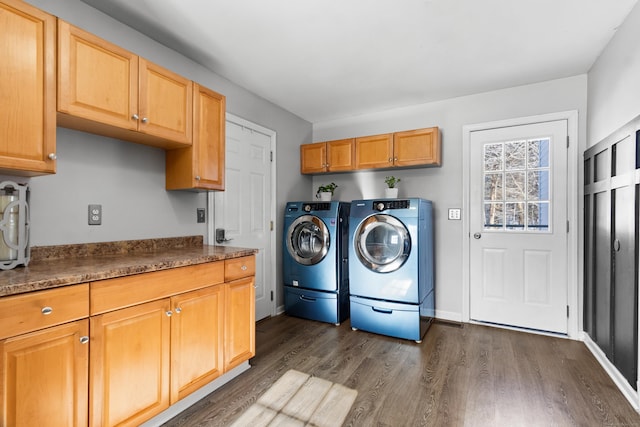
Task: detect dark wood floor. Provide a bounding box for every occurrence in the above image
[164,314,640,426]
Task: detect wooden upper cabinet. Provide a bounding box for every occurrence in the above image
[166,84,226,190]
[0,0,56,176]
[57,20,137,131]
[393,127,441,167]
[139,58,192,145]
[300,138,355,174]
[327,138,355,172]
[355,133,393,170]
[57,20,192,149]
[300,142,327,174]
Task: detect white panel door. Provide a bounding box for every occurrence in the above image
[469,120,568,334]
[214,117,274,321]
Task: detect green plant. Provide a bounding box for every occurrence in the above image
[384,176,401,188]
[317,182,338,195]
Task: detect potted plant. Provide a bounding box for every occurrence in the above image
[384,176,401,198]
[316,182,338,201]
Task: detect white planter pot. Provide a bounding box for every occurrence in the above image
[317,192,332,201]
[385,188,399,198]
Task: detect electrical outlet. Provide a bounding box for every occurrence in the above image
[88,204,102,225]
[448,208,461,220]
[197,208,206,223]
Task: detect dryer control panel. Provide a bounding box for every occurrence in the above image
[373,200,411,211]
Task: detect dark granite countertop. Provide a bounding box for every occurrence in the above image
[0,236,258,297]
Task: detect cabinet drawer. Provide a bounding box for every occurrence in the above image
[224,256,255,281]
[0,284,89,340]
[91,262,224,315]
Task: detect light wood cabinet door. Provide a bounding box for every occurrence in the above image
[170,285,225,403]
[57,20,138,131]
[166,84,225,190]
[0,0,56,176]
[393,127,441,167]
[0,319,89,427]
[139,58,192,145]
[355,133,393,170]
[300,142,327,174]
[224,276,255,371]
[327,138,355,172]
[90,299,170,427]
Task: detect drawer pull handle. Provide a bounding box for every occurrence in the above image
[80,336,89,345]
[41,307,53,315]
[241,265,247,271]
[372,307,393,314]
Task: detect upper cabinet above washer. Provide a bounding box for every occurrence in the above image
[0,0,57,176]
[57,20,193,149]
[301,127,441,175]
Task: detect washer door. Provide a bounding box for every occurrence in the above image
[286,215,330,265]
[355,214,410,273]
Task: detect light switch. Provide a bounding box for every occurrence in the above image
[448,208,461,220]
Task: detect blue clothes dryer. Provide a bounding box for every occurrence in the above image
[283,201,350,325]
[348,198,434,342]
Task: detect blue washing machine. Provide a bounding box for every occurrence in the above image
[283,201,350,325]
[348,198,434,342]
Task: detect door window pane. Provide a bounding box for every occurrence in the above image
[482,137,551,232]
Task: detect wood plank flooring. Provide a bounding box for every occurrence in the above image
[163,315,640,426]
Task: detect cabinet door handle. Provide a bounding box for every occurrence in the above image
[165,310,173,317]
[141,117,148,123]
[41,306,53,315]
[80,336,89,345]
[132,114,139,120]
[48,153,57,160]
[174,307,182,314]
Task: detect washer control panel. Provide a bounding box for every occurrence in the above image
[373,200,411,211]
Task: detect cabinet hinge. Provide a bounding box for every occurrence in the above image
[270,291,274,301]
[270,151,273,162]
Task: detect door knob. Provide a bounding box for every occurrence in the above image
[473,232,481,239]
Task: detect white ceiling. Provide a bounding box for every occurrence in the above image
[81,0,638,123]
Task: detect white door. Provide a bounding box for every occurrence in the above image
[212,115,275,321]
[469,120,568,334]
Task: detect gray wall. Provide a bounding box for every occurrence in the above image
[312,75,588,322]
[588,1,640,146]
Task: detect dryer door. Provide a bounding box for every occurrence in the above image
[286,215,330,265]
[355,214,410,273]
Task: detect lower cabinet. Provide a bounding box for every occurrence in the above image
[0,320,89,427]
[89,299,171,426]
[0,256,255,427]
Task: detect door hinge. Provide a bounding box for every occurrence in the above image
[270,220,274,231]
[567,305,570,318]
[566,220,570,233]
[566,135,569,148]
[270,290,274,301]
[270,151,273,162]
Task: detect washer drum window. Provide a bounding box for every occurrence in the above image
[286,215,330,265]
[355,215,410,273]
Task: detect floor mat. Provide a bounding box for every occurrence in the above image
[231,369,357,427]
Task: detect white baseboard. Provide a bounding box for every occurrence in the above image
[435,309,463,323]
[140,362,251,427]
[581,332,639,411]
